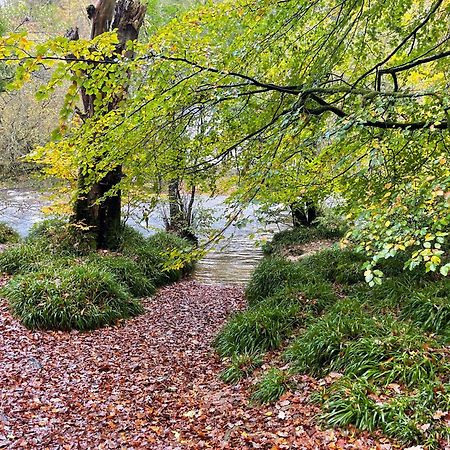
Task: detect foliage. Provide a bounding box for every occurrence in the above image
[0,222,20,244]
[250,368,291,405]
[219,352,263,384]
[400,279,450,335]
[319,377,450,446]
[284,300,381,377]
[3,265,143,331]
[262,224,343,256]
[1,0,449,278]
[245,257,301,305]
[214,295,301,357]
[88,254,155,297]
[27,218,96,256]
[127,231,193,286]
[0,242,48,275]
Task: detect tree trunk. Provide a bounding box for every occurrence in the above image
[73,0,146,250]
[166,180,198,245]
[291,201,318,228]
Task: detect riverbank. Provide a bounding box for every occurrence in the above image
[0,280,391,449]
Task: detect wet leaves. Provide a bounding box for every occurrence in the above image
[0,280,392,449]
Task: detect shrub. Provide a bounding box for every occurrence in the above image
[27,218,96,256]
[126,231,193,286]
[299,248,367,285]
[4,265,143,331]
[88,254,155,297]
[117,224,147,253]
[0,222,20,244]
[214,297,301,356]
[219,352,263,384]
[263,222,345,256]
[263,227,323,255]
[251,368,291,404]
[333,323,446,386]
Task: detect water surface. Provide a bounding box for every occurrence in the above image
[0,189,283,285]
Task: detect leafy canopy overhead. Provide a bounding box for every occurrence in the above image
[0,0,449,276]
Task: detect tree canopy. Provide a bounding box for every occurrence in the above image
[0,0,449,277]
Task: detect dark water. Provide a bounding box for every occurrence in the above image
[0,189,283,285]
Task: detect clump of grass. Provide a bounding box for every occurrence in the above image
[251,368,291,404]
[284,299,380,376]
[298,248,367,285]
[263,222,345,256]
[219,352,263,384]
[0,222,20,244]
[4,265,143,331]
[88,254,155,297]
[401,280,450,335]
[0,243,48,275]
[214,296,301,357]
[27,218,96,256]
[334,322,446,386]
[126,231,193,286]
[116,224,148,253]
[319,377,450,447]
[245,257,308,305]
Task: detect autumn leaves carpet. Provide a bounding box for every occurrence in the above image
[1,281,391,449]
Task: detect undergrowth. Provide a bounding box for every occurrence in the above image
[0,220,194,331]
[215,226,450,448]
[4,265,144,331]
[0,222,20,244]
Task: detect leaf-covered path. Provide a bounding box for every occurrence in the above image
[0,280,391,449]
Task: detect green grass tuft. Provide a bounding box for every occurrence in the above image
[251,368,291,404]
[0,222,20,244]
[88,254,155,297]
[0,243,49,275]
[219,352,263,384]
[401,279,450,335]
[3,265,144,331]
[214,296,302,357]
[27,218,96,256]
[284,299,380,376]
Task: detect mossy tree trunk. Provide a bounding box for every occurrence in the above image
[73,0,146,250]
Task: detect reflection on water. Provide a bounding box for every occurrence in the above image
[0,189,284,285]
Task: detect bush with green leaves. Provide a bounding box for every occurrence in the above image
[251,368,291,404]
[0,222,20,244]
[401,279,450,335]
[245,257,306,304]
[297,248,367,285]
[3,265,143,331]
[263,221,345,256]
[284,299,381,376]
[0,243,48,275]
[319,377,450,447]
[125,231,193,286]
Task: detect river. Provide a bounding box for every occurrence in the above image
[0,188,285,285]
